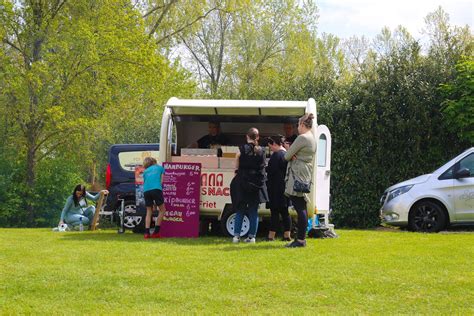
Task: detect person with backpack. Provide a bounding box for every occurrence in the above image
[230,127,268,243]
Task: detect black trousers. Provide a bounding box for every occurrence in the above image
[270,207,291,232]
[289,196,308,240]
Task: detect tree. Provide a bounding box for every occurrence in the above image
[179,0,233,96]
[440,57,474,143]
[0,0,191,226]
[140,0,222,49]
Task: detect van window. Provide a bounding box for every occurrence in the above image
[439,153,474,180]
[459,153,474,176]
[118,151,160,171]
[317,134,327,167]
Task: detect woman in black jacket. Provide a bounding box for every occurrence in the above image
[230,127,268,243]
[265,135,291,241]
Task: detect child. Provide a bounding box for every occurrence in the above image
[142,157,166,239]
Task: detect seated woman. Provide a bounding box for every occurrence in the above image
[58,184,108,229]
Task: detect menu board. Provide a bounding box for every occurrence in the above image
[161,162,201,238]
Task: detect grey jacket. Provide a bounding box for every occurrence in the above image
[284,131,316,200]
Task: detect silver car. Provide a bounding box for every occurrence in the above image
[380,147,474,232]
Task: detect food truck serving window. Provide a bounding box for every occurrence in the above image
[118,151,160,171]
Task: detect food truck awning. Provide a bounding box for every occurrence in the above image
[165,98,307,116]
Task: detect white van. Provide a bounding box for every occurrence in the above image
[158,98,332,236]
[380,147,474,232]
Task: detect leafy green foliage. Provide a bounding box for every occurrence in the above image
[0,0,194,226]
[440,57,474,143]
[0,2,472,228]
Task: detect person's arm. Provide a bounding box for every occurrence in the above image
[86,191,101,201]
[234,152,240,174]
[284,136,305,161]
[59,197,72,224]
[161,165,165,186]
[267,155,277,175]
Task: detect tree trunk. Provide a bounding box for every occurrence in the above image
[25,130,37,227]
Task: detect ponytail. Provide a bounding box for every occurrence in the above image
[299,113,314,129]
[246,127,261,154]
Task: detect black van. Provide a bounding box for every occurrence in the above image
[105,144,160,231]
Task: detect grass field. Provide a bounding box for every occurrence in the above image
[0,228,473,315]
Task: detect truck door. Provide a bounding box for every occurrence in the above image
[315,125,331,214]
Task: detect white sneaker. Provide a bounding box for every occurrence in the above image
[244,237,256,243]
[232,236,240,243]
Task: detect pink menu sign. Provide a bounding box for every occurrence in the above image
[160,162,201,238]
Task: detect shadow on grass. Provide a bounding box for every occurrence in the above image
[374,225,474,233]
[219,243,290,251]
[60,232,225,244]
[59,231,291,251]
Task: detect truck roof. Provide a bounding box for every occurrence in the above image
[165,98,311,116]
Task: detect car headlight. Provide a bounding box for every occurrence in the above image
[387,185,413,203]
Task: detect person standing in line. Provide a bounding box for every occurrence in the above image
[230,127,268,243]
[283,121,298,145]
[284,113,316,248]
[59,184,108,229]
[265,135,291,242]
[143,157,166,239]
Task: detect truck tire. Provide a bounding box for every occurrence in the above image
[119,200,145,232]
[220,207,250,237]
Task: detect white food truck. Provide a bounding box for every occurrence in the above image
[158,98,332,236]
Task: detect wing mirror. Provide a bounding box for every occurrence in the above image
[454,168,471,179]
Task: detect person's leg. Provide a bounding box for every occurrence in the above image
[145,206,153,236]
[280,207,292,239]
[152,189,166,237]
[144,190,153,236]
[152,203,166,237]
[290,196,307,242]
[247,203,259,239]
[83,206,95,223]
[233,210,244,238]
[268,207,279,240]
[65,214,90,227]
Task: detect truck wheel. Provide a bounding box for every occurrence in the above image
[408,200,447,233]
[220,208,250,237]
[120,200,144,231]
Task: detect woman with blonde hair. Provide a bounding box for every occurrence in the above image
[283,113,316,247]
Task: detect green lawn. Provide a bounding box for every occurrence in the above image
[0,229,473,315]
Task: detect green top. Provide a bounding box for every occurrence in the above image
[60,192,100,221]
[284,131,316,199]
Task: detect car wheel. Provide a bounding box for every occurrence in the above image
[409,200,447,233]
[220,208,250,237]
[120,201,144,230]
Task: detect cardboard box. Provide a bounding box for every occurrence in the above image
[219,157,236,169]
[171,156,218,168]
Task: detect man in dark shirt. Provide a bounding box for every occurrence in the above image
[192,121,229,149]
[283,122,298,145]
